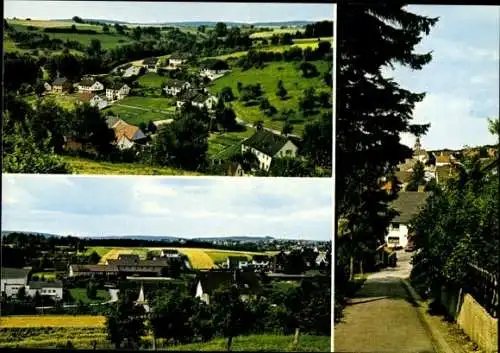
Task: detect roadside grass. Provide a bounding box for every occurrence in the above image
[69,288,111,304]
[208,60,330,134]
[207,128,254,157]
[62,156,203,176]
[166,334,331,352]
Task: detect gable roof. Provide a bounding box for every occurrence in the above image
[28,280,63,289]
[243,130,291,156]
[197,271,262,296]
[53,77,68,85]
[106,116,120,128]
[1,267,30,280]
[113,120,145,142]
[109,82,127,90]
[165,79,188,88]
[71,264,118,273]
[390,192,430,223]
[79,78,97,87]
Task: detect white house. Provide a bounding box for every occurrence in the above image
[77,78,104,93]
[123,65,141,78]
[385,191,429,249]
[106,83,131,101]
[163,80,191,96]
[1,268,30,298]
[168,54,188,68]
[160,249,181,258]
[177,92,218,110]
[44,82,52,92]
[241,130,298,172]
[26,281,63,300]
[153,119,174,129]
[89,95,109,110]
[142,57,159,72]
[199,68,230,81]
[108,119,147,150]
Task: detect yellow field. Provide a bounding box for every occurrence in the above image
[94,247,272,270]
[0,315,106,328]
[7,19,101,29]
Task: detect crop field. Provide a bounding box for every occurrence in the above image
[207,128,255,157]
[47,32,132,50]
[166,334,331,352]
[7,19,103,29]
[0,315,106,328]
[90,247,268,269]
[249,28,305,38]
[62,156,203,176]
[208,61,331,134]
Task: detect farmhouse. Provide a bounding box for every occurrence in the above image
[26,280,63,300]
[106,254,170,276]
[385,191,429,249]
[106,83,131,101]
[163,80,191,96]
[69,264,119,277]
[77,78,104,93]
[89,95,109,110]
[194,270,262,305]
[168,53,189,68]
[107,118,147,150]
[142,57,159,72]
[241,130,298,172]
[1,267,30,298]
[224,256,249,270]
[176,91,218,110]
[52,77,71,93]
[160,249,181,258]
[199,59,230,81]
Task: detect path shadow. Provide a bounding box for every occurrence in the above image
[351,276,420,308]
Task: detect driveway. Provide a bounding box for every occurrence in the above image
[334,251,435,353]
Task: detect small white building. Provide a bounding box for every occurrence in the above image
[168,55,188,68]
[241,130,298,172]
[26,281,63,300]
[106,83,131,101]
[142,57,159,72]
[160,249,181,258]
[385,191,429,249]
[164,80,191,96]
[89,95,109,110]
[177,92,218,110]
[107,118,147,150]
[1,268,30,298]
[44,82,52,92]
[199,68,230,81]
[77,78,104,93]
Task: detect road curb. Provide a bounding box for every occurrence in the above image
[401,279,465,353]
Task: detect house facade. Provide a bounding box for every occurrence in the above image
[77,79,104,93]
[142,57,159,72]
[385,191,429,249]
[107,118,147,150]
[106,84,131,101]
[26,281,63,300]
[69,264,119,277]
[199,68,230,81]
[89,95,109,110]
[241,130,298,171]
[123,65,141,78]
[194,271,261,305]
[1,267,30,298]
[52,77,70,93]
[164,80,191,96]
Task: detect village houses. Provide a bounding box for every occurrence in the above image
[52,77,71,93]
[106,83,131,101]
[89,95,109,110]
[163,80,191,96]
[142,57,159,72]
[106,117,147,150]
[241,130,299,171]
[77,77,104,93]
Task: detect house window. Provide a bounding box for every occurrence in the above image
[392,223,400,230]
[286,150,292,155]
[388,236,400,244]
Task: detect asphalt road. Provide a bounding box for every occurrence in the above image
[334,251,436,353]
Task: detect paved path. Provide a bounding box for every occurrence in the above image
[334,251,436,353]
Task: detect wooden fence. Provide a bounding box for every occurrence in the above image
[464,262,498,318]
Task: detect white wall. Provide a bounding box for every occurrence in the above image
[117,136,134,150]
[385,223,409,248]
[195,281,209,304]
[1,278,27,297]
[275,140,298,158]
[26,287,63,300]
[241,145,273,171]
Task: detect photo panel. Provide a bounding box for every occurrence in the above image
[334,3,499,353]
[1,174,332,350]
[3,1,334,178]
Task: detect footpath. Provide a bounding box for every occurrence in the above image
[334,251,464,353]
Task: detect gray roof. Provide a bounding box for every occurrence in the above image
[390,192,430,223]
[28,280,63,289]
[53,77,68,85]
[1,267,30,280]
[197,271,262,296]
[243,130,291,157]
[166,79,188,88]
[106,116,119,128]
[143,57,159,65]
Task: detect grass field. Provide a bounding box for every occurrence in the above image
[118,96,176,111]
[208,61,330,134]
[0,315,106,328]
[62,156,203,176]
[166,334,331,352]
[137,72,168,89]
[69,288,111,304]
[7,19,103,30]
[207,128,255,157]
[103,105,171,126]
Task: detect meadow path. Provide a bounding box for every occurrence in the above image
[334,251,436,353]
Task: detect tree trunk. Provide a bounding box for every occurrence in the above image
[349,255,354,281]
[226,336,233,351]
[293,327,300,347]
[359,258,364,276]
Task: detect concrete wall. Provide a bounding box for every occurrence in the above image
[456,293,498,353]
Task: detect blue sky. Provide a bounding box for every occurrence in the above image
[4,1,335,23]
[1,175,332,241]
[388,5,499,150]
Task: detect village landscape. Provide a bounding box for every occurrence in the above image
[3,9,333,177]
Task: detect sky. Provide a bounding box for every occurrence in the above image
[3,1,335,23]
[387,5,499,150]
[1,175,332,241]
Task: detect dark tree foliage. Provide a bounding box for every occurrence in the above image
[336,4,437,285]
[302,113,332,170]
[304,21,334,38]
[4,52,42,90]
[73,103,115,157]
[105,296,146,349]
